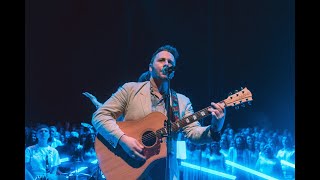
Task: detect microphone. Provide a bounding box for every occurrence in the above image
[162,65,175,75]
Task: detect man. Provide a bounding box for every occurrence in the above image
[25,124,61,180]
[91,44,226,180]
[48,125,63,148]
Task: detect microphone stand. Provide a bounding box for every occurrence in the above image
[164,75,172,180]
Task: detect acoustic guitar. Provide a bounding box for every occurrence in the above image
[95,87,253,180]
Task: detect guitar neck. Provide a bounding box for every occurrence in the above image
[154,87,253,139]
[155,106,213,138]
[173,106,214,131]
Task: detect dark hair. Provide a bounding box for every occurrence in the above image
[150,45,179,64]
[138,71,151,82]
[69,136,80,144]
[36,124,50,132]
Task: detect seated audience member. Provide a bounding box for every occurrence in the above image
[25,124,61,180]
[56,131,84,174]
[48,125,63,149]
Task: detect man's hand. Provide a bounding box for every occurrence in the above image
[208,102,226,132]
[119,135,146,161]
[82,92,102,108]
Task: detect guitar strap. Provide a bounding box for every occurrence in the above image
[170,89,180,122]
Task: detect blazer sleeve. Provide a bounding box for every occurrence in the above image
[91,83,130,148]
[178,94,213,144]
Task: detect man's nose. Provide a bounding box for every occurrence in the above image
[164,60,170,66]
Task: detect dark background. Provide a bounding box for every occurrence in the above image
[25,0,295,134]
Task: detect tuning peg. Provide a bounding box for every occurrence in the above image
[247,101,252,106]
[228,92,233,96]
[240,87,244,90]
[235,105,240,110]
[234,90,238,93]
[241,104,245,107]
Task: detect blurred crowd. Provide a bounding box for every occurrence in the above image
[25,120,294,180]
[180,124,295,180]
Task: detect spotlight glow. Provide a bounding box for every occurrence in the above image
[90,159,98,164]
[280,160,295,168]
[60,157,69,163]
[225,160,278,180]
[180,161,237,179]
[70,166,88,174]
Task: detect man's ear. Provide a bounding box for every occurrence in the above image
[149,64,152,72]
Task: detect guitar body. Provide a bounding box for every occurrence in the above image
[95,112,168,180]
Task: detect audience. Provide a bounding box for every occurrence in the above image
[25,119,295,180]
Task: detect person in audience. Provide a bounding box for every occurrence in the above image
[64,130,71,142]
[25,124,61,180]
[26,128,38,148]
[227,134,250,179]
[258,140,267,157]
[246,135,259,166]
[207,141,227,179]
[59,131,84,161]
[276,135,295,179]
[82,132,97,162]
[246,134,259,180]
[267,136,280,157]
[80,133,87,145]
[82,132,99,177]
[255,144,284,179]
[226,128,235,144]
[219,133,229,158]
[56,131,84,175]
[48,125,63,149]
[59,134,66,146]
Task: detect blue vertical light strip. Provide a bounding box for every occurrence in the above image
[176,141,187,160]
[180,161,237,179]
[225,160,278,180]
[90,159,98,164]
[64,159,98,174]
[60,157,69,163]
[280,160,295,168]
[70,166,88,174]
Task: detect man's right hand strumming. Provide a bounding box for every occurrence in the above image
[119,135,146,161]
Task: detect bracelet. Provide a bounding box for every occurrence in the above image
[210,126,221,141]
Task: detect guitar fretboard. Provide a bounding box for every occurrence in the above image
[155,106,212,138]
[154,87,252,139]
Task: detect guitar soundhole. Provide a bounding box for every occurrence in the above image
[142,131,157,147]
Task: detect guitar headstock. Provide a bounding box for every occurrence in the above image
[222,87,253,109]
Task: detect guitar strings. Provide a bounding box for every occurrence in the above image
[140,123,181,143]
[141,107,212,143]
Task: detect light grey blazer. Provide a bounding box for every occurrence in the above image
[91,81,213,149]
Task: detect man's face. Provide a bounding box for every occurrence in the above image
[36,128,50,141]
[50,127,56,137]
[149,51,176,79]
